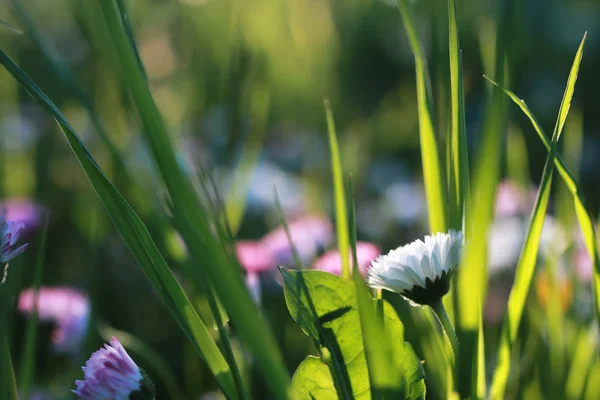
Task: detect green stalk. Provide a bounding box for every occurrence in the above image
[18,215,49,399]
[431,299,459,362]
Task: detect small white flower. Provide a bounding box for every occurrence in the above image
[367,230,464,305]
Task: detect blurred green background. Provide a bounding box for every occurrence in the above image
[1,0,600,398]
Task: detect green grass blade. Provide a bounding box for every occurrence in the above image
[274,187,305,270]
[488,34,586,399]
[18,215,49,400]
[10,0,133,185]
[447,0,469,230]
[0,49,239,399]
[98,2,291,396]
[396,0,448,233]
[0,324,17,400]
[349,176,404,398]
[565,326,598,399]
[455,2,512,395]
[506,125,532,186]
[99,323,187,400]
[324,99,350,278]
[225,82,270,236]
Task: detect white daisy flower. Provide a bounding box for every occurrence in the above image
[367,230,464,305]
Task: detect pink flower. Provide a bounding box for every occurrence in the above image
[73,337,144,400]
[236,240,276,304]
[494,180,537,218]
[0,216,28,263]
[313,241,380,277]
[0,197,45,235]
[18,287,90,354]
[261,214,334,266]
[236,240,275,274]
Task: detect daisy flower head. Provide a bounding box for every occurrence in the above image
[368,230,464,305]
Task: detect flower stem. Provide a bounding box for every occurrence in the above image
[430,300,460,360]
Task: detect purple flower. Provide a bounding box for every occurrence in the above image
[261,214,334,266]
[0,216,28,263]
[313,241,381,277]
[73,337,144,400]
[18,287,90,354]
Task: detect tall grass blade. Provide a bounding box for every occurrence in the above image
[98,2,291,396]
[225,82,270,236]
[396,0,448,233]
[447,0,469,229]
[488,33,586,399]
[349,177,405,398]
[18,215,49,400]
[324,99,350,278]
[565,326,598,399]
[0,49,240,399]
[455,2,512,395]
[0,324,17,400]
[10,0,133,185]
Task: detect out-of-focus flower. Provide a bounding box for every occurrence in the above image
[488,217,525,274]
[536,268,573,311]
[0,198,45,235]
[73,337,154,400]
[261,214,333,266]
[18,287,90,354]
[313,241,380,277]
[368,231,464,305]
[245,161,305,216]
[383,182,426,225]
[0,216,28,264]
[236,240,276,304]
[494,180,537,218]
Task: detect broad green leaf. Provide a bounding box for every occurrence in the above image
[0,49,239,400]
[283,270,425,400]
[488,34,586,400]
[98,1,290,397]
[290,357,338,400]
[396,0,448,233]
[324,100,350,278]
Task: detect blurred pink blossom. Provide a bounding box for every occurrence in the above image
[236,240,276,305]
[18,287,90,354]
[313,241,380,277]
[236,240,274,274]
[494,180,537,218]
[0,197,45,235]
[261,214,334,266]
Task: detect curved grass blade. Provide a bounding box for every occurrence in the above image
[10,0,133,185]
[225,81,270,236]
[455,2,513,396]
[349,177,405,398]
[98,1,291,396]
[18,215,49,400]
[0,49,239,399]
[0,324,17,400]
[488,33,587,399]
[396,0,448,233]
[447,0,470,230]
[324,99,350,278]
